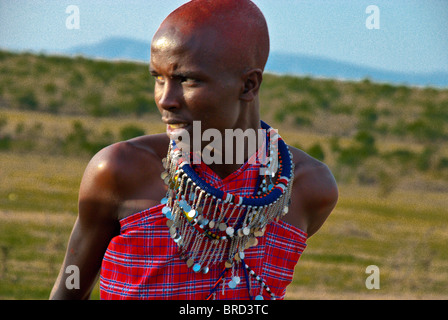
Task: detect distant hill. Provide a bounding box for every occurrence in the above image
[266,52,448,88]
[65,37,448,88]
[67,37,151,63]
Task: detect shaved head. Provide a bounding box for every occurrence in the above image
[152,0,270,74]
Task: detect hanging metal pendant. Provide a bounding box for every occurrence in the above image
[193,263,202,273]
[186,258,194,268]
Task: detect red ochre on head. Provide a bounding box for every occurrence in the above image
[153,0,270,73]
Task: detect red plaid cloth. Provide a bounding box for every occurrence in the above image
[100,157,307,300]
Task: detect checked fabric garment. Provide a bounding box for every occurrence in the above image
[100,156,307,300]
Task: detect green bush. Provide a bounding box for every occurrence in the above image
[423,102,448,122]
[63,121,116,156]
[69,70,85,87]
[119,125,145,141]
[128,95,157,115]
[337,146,362,167]
[307,143,325,161]
[0,135,11,150]
[64,120,90,154]
[378,83,397,97]
[48,99,63,114]
[329,137,341,153]
[17,90,39,110]
[330,103,354,115]
[44,83,57,95]
[416,146,436,172]
[84,92,104,117]
[354,130,377,156]
[384,149,416,165]
[359,107,378,128]
[90,61,116,84]
[294,115,312,127]
[274,101,314,124]
[281,75,311,93]
[0,116,11,150]
[335,131,377,168]
[87,129,115,155]
[437,157,448,171]
[33,62,49,74]
[407,119,444,142]
[383,149,418,173]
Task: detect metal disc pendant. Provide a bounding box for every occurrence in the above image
[186,259,194,268]
[193,263,202,273]
[248,237,258,248]
[218,223,227,231]
[163,207,172,220]
[228,280,237,289]
[179,200,187,209]
[255,295,264,300]
[184,204,191,212]
[187,209,197,219]
[162,206,171,214]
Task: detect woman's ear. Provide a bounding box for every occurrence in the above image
[240,68,263,102]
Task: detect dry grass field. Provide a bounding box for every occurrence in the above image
[1,51,447,300]
[1,149,447,300]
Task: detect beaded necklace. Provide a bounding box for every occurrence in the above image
[160,121,294,300]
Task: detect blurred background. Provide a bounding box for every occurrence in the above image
[0,0,447,299]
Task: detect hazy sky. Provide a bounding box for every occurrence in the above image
[1,0,447,73]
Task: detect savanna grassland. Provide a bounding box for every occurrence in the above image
[0,50,447,299]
